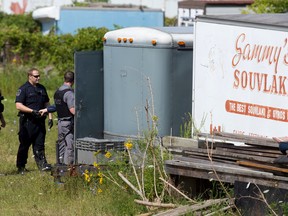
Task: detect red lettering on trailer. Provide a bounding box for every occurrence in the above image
[225,100,288,122]
[233,70,287,95]
[232,33,286,74]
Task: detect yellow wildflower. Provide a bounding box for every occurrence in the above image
[93,162,99,169]
[152,115,158,122]
[105,151,112,158]
[99,177,103,184]
[93,150,101,157]
[125,141,133,150]
[84,173,90,182]
[83,170,92,182]
[97,188,103,193]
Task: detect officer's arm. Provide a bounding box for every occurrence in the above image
[39,106,55,116]
[42,102,52,119]
[39,105,56,115]
[64,91,75,115]
[69,107,75,115]
[16,102,34,113]
[47,105,56,113]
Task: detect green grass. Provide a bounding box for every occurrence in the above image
[0,95,146,215]
[0,65,240,215]
[0,66,147,215]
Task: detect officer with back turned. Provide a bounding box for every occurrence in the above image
[15,68,53,174]
[53,71,75,165]
[40,71,75,165]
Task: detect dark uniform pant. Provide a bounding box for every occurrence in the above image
[17,116,47,169]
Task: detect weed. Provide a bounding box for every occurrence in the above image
[180,112,207,138]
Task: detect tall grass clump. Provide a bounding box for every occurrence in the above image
[0,71,146,215]
[180,112,207,138]
[75,77,198,215]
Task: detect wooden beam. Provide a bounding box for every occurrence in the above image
[162,136,199,148]
[237,161,288,173]
[153,198,230,216]
[165,159,274,178]
[216,147,279,158]
[198,132,278,148]
[167,146,276,163]
[165,159,288,189]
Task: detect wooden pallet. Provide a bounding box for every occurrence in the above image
[164,133,288,189]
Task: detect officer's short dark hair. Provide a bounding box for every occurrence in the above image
[64,71,74,83]
[28,67,39,76]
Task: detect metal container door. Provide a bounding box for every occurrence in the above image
[74,51,104,140]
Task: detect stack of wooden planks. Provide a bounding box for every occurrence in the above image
[163,132,288,189]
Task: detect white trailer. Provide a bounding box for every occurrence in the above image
[193,14,288,138]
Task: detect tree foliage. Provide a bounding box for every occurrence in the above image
[0,13,108,73]
[165,17,177,26]
[0,12,41,32]
[247,0,288,13]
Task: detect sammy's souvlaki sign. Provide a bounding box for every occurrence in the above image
[193,22,288,138]
[0,0,82,14]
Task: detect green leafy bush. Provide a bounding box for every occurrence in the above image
[245,0,288,13]
[0,13,108,73]
[0,12,41,32]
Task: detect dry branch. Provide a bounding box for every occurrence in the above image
[118,171,146,200]
[134,199,177,208]
[204,205,233,216]
[153,198,230,216]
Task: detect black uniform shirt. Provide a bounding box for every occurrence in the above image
[15,81,49,111]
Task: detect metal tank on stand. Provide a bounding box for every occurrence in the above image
[103,27,193,140]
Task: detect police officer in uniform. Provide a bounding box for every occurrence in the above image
[41,71,75,165]
[15,68,53,174]
[54,71,75,165]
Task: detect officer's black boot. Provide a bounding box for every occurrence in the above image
[35,150,52,171]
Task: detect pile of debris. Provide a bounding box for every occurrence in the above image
[163,132,288,190]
